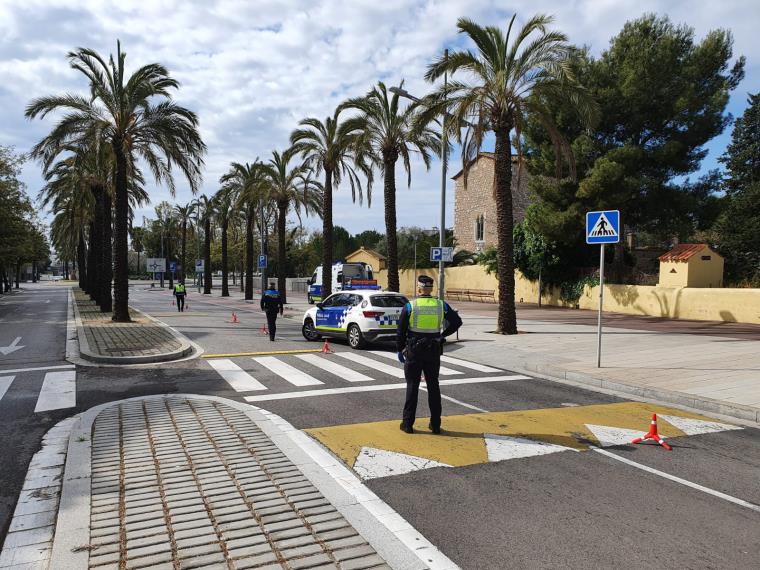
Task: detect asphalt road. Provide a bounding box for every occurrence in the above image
[1,283,759,569]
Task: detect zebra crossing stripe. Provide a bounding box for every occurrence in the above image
[207,359,267,391]
[334,352,405,379]
[0,376,14,402]
[34,370,76,413]
[295,354,374,382]
[440,355,501,373]
[253,356,324,386]
[369,350,463,375]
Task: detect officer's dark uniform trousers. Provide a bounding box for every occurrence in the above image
[402,337,442,429]
[265,310,278,341]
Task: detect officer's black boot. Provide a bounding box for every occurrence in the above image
[399,422,414,434]
[428,422,442,435]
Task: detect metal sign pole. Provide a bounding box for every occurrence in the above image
[597,244,605,368]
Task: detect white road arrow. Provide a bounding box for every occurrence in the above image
[0,337,25,356]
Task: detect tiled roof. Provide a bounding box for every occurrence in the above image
[658,244,708,262]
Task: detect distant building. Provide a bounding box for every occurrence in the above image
[345,246,387,271]
[658,244,724,288]
[452,153,530,253]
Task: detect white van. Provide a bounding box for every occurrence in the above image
[307,262,380,304]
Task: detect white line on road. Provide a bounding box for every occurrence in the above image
[244,375,528,402]
[593,448,760,514]
[0,364,75,375]
[369,350,462,375]
[35,370,76,413]
[440,355,501,373]
[253,356,324,386]
[0,376,14,402]
[207,359,267,391]
[420,385,488,412]
[295,354,374,382]
[335,352,406,378]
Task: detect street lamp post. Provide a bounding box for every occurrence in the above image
[195,208,201,293]
[390,48,449,300]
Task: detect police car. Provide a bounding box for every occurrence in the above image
[302,290,409,349]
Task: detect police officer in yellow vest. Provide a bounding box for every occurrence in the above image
[397,275,462,434]
[173,281,187,312]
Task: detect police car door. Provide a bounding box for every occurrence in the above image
[316,294,345,331]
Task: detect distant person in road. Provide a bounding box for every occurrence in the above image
[261,284,284,341]
[397,275,462,434]
[173,281,187,312]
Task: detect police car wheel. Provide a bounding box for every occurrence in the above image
[302,318,320,342]
[347,324,366,349]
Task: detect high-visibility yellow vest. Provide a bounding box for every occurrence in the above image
[409,297,444,333]
[174,284,186,294]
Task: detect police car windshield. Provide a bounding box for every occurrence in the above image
[342,265,363,278]
[370,295,407,308]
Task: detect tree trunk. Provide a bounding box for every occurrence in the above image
[322,168,333,299]
[203,217,212,294]
[221,219,229,297]
[99,186,113,313]
[15,260,21,288]
[494,124,518,334]
[383,155,400,293]
[77,229,87,290]
[277,201,288,304]
[112,145,131,322]
[245,206,254,300]
[181,220,187,282]
[87,221,98,299]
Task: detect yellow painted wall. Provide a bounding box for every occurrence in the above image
[685,253,724,288]
[658,260,686,287]
[377,265,760,324]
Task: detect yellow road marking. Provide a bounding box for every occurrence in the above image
[202,349,323,358]
[306,402,727,470]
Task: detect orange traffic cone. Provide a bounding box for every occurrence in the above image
[230,312,240,324]
[172,299,175,306]
[632,413,672,451]
[322,338,333,354]
[259,325,268,335]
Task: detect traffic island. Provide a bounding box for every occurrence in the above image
[41,395,442,570]
[71,288,194,364]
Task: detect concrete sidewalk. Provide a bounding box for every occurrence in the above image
[450,312,760,424]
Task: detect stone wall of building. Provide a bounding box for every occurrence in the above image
[452,155,530,253]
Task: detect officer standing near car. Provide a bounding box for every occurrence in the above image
[397,275,462,434]
[173,280,187,312]
[260,283,284,341]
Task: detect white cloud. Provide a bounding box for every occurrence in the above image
[2,0,758,238]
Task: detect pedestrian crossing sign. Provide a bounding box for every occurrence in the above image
[586,210,620,244]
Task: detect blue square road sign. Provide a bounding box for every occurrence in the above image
[586,210,620,244]
[258,255,268,269]
[430,247,442,262]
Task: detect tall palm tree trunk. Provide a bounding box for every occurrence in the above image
[221,219,229,297]
[203,218,212,294]
[87,221,99,300]
[112,148,131,322]
[322,168,333,299]
[383,156,400,293]
[181,221,187,282]
[494,125,518,334]
[276,201,288,304]
[77,230,87,290]
[99,187,113,313]
[245,206,254,300]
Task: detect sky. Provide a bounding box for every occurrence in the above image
[1,0,759,239]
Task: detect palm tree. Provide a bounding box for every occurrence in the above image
[221,161,267,300]
[154,202,177,289]
[344,82,439,293]
[194,195,214,294]
[173,202,196,282]
[423,15,597,333]
[26,41,206,321]
[130,226,145,276]
[212,188,236,297]
[290,108,372,299]
[261,149,323,303]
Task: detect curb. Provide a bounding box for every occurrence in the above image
[50,395,453,570]
[71,290,195,365]
[473,352,760,426]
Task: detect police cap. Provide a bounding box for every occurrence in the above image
[417,275,434,288]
